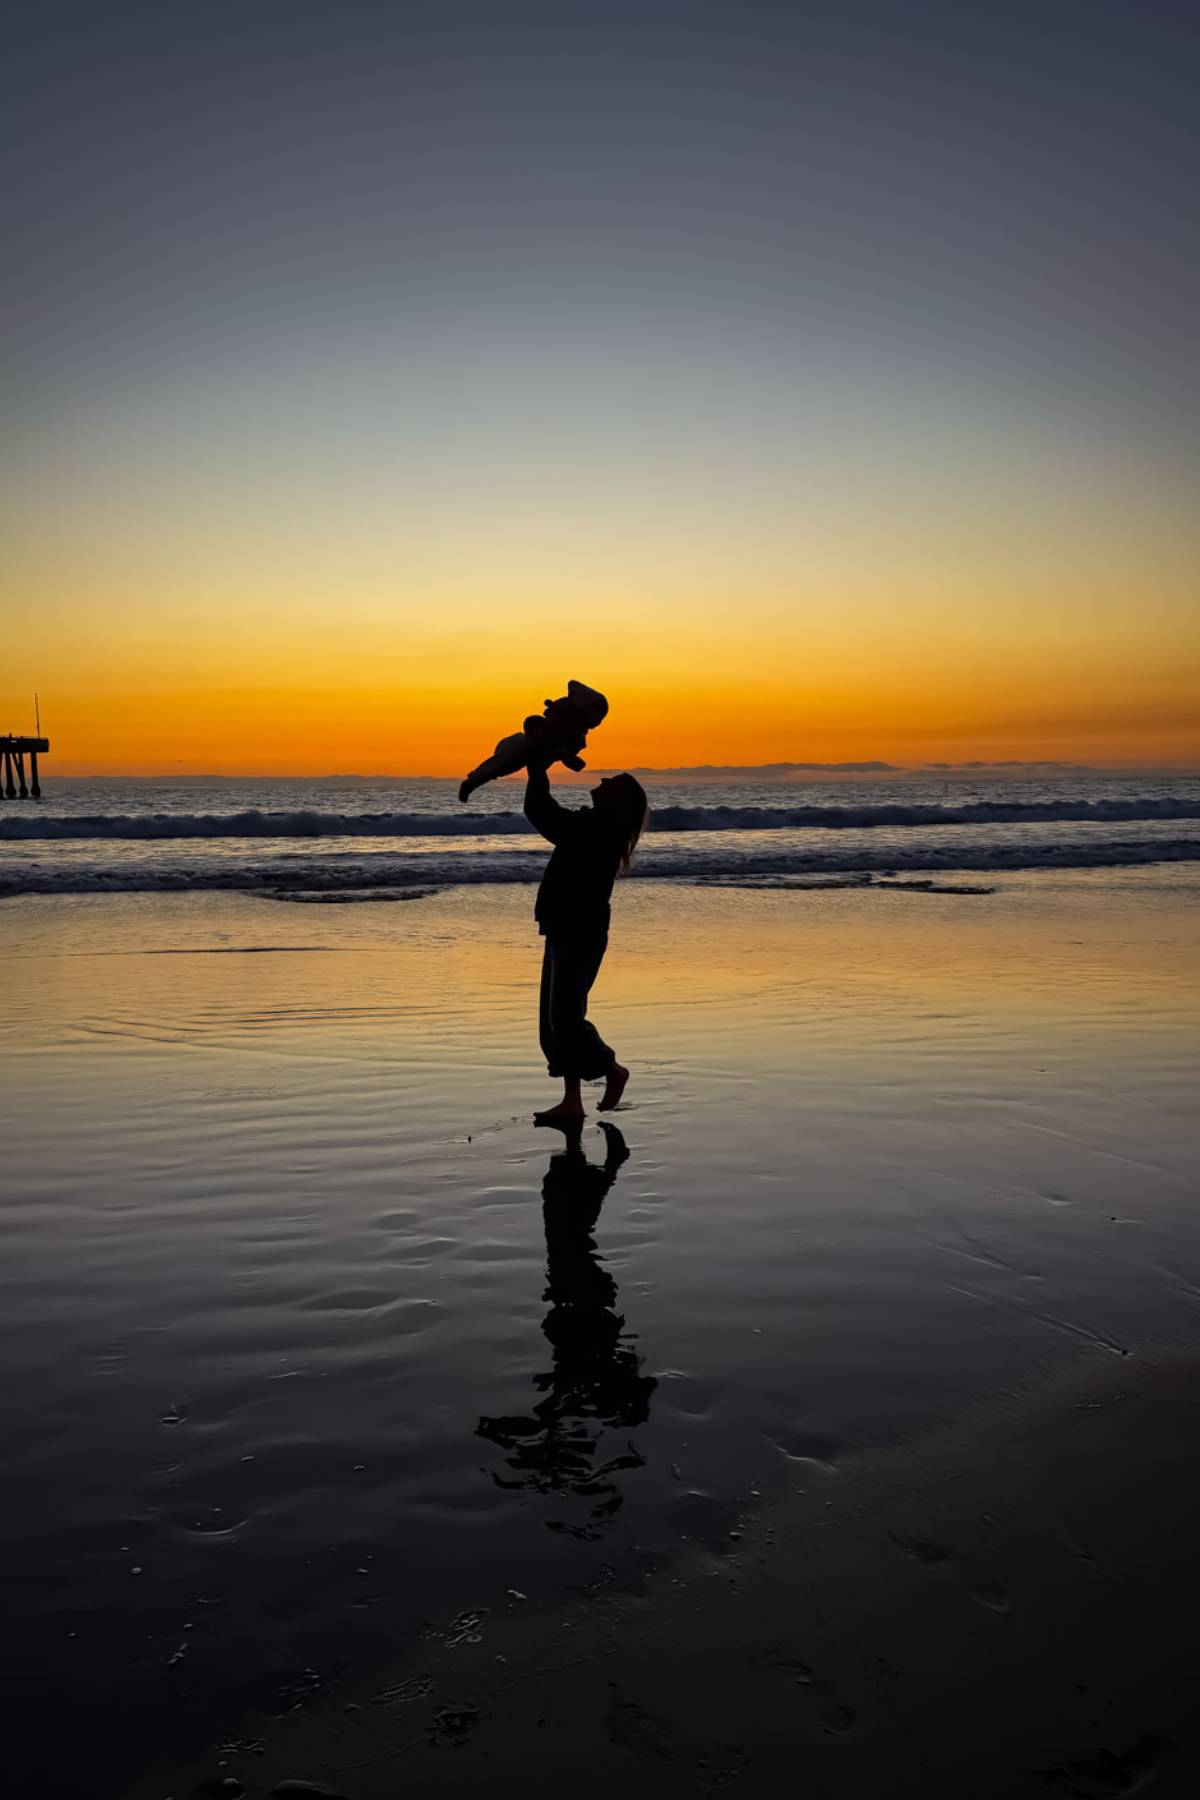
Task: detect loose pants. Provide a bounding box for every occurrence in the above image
[538,932,614,1080]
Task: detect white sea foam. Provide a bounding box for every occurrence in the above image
[2,834,1198,898]
[5,777,1197,900]
[2,794,1199,842]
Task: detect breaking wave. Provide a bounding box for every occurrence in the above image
[3,794,1200,842]
[2,835,1198,899]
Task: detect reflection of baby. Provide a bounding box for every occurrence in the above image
[459,680,609,803]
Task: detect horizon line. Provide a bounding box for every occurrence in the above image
[37,759,1200,782]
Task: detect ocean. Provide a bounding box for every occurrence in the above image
[4,770,1200,1794]
[3,771,1198,899]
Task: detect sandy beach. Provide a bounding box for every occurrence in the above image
[2,870,1197,1796]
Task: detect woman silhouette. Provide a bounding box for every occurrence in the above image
[523,755,648,1120]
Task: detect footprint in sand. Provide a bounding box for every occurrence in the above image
[605,1685,751,1786]
[749,1644,858,1734]
[1043,1732,1170,1797]
[695,1744,751,1787]
[890,1533,948,1566]
[428,1701,480,1744]
[369,1673,432,1707]
[891,1533,1013,1615]
[605,1688,672,1759]
[966,1575,1013,1613]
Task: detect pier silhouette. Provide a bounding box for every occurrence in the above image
[1,737,48,799]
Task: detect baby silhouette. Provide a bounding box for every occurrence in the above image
[459,680,609,802]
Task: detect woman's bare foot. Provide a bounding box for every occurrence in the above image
[534,1100,586,1124]
[598,1062,629,1110]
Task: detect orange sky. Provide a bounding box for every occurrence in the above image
[9,661,1197,778]
[5,524,1197,774]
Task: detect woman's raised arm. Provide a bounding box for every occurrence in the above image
[524,759,575,845]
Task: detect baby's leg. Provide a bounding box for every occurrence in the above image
[459,732,530,802]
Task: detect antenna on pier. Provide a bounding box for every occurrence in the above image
[35,692,41,736]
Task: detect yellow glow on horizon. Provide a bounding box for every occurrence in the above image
[4,467,1198,775]
[10,653,1198,778]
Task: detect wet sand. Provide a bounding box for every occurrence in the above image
[1,873,1197,1797]
[132,1350,1200,1799]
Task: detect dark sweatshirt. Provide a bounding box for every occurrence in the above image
[524,764,622,938]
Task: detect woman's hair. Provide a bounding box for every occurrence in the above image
[600,773,649,874]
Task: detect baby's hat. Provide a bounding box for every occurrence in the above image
[566,680,609,722]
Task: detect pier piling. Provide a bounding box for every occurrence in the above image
[1,737,49,800]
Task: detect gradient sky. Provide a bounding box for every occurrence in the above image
[2,0,1197,774]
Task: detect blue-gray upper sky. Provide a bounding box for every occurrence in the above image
[5,0,1198,428]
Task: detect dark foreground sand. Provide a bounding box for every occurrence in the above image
[136,1349,1200,1800]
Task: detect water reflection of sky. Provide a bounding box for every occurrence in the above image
[1,876,1197,1790]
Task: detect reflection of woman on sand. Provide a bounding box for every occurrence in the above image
[523,755,648,1121]
[477,1122,656,1533]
